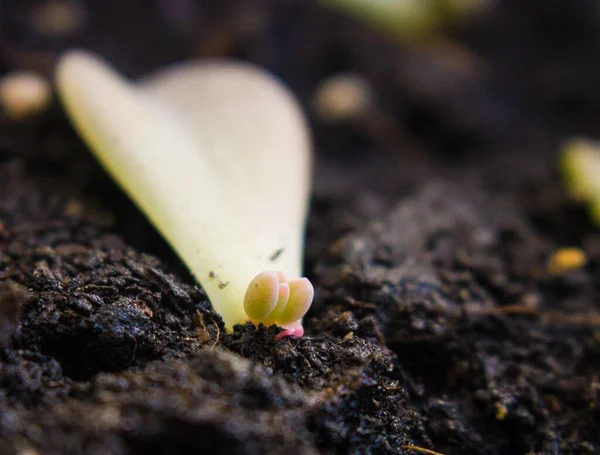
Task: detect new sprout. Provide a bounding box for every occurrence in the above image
[55,50,314,338]
[244,272,314,339]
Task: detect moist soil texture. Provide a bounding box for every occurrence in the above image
[1,1,600,454]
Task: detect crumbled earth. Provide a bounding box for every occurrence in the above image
[1,0,600,454]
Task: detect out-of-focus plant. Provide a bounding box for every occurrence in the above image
[561,138,600,224]
[317,0,490,41]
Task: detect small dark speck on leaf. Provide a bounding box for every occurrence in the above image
[218,281,229,289]
[209,271,216,279]
[269,248,284,262]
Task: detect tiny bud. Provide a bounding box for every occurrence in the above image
[243,271,279,321]
[277,277,314,325]
[269,282,290,322]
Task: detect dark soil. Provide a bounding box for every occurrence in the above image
[1,0,600,454]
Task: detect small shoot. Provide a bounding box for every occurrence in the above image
[243,271,314,339]
[55,50,314,337]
